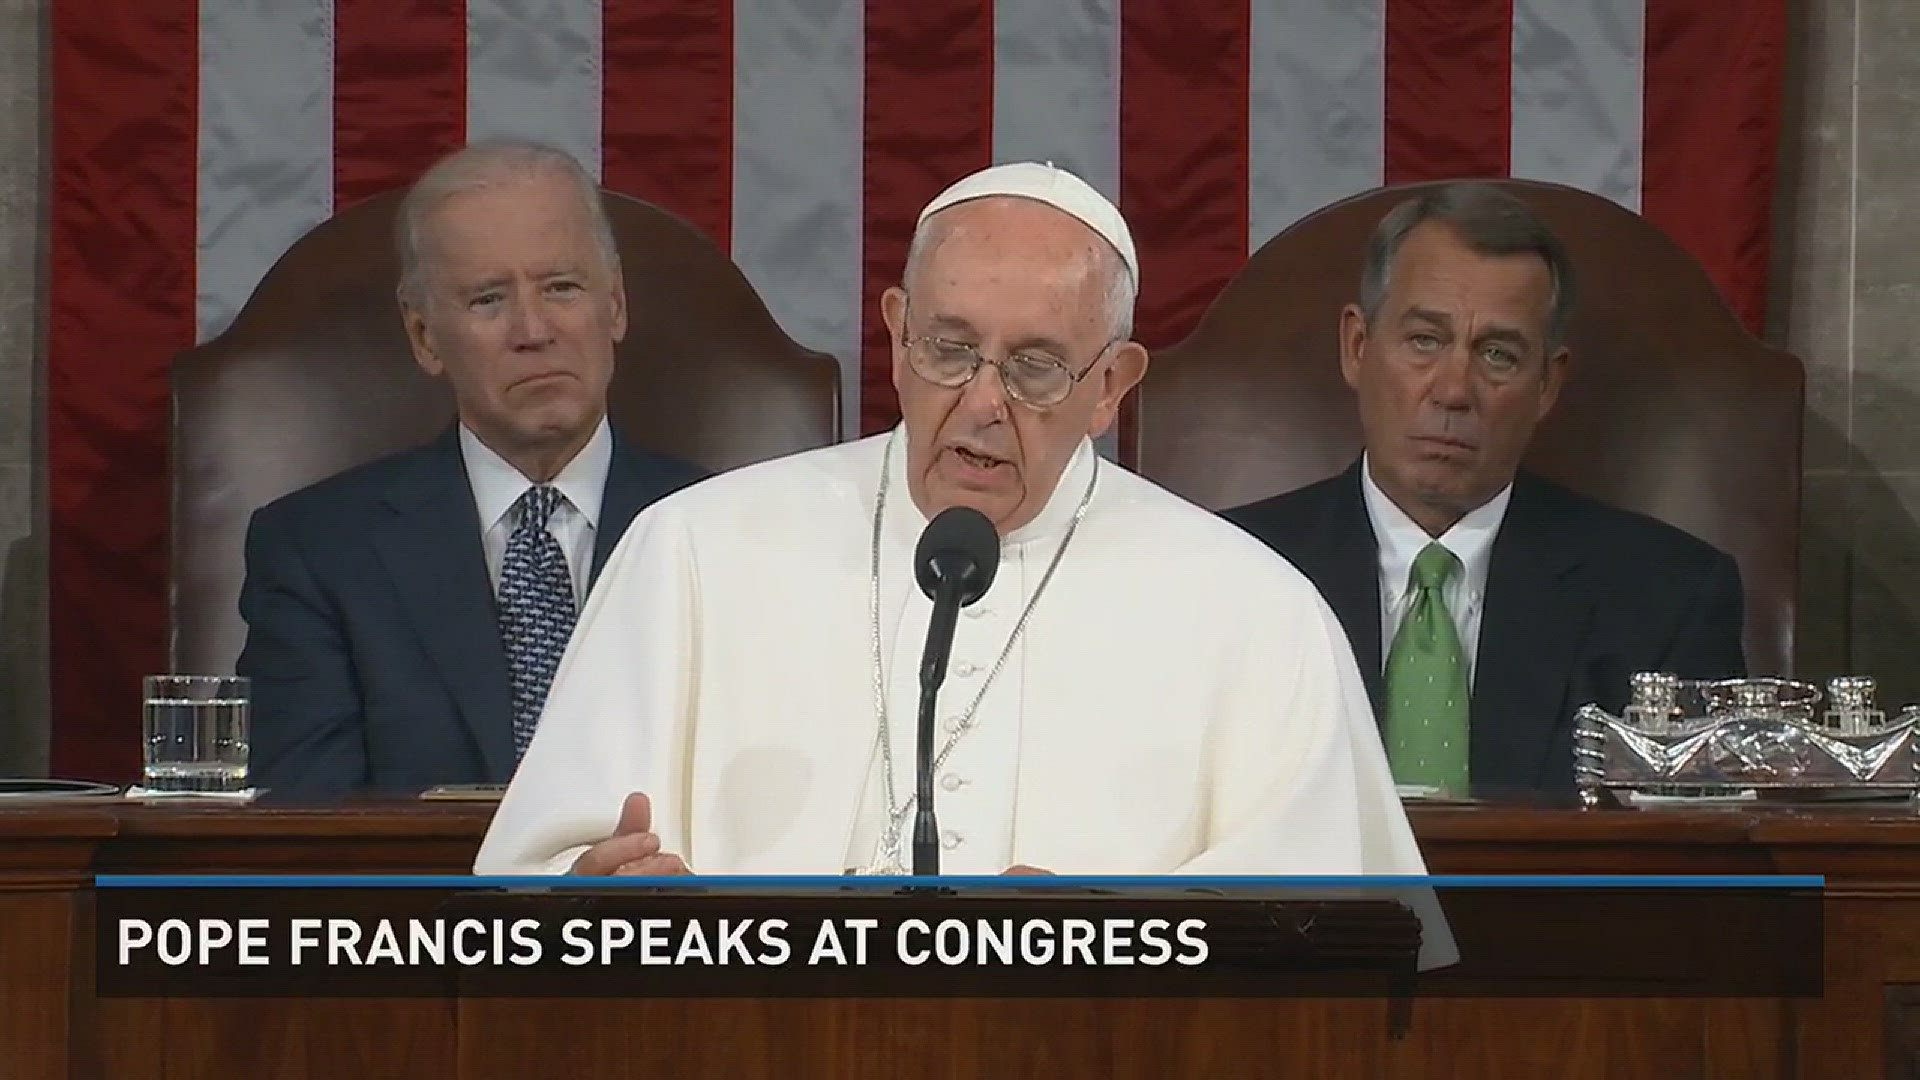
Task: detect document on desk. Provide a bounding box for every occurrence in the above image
[420,784,508,802]
[0,778,122,800]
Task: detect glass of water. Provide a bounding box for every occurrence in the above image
[141,675,251,792]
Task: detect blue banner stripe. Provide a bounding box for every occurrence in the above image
[93,874,1826,890]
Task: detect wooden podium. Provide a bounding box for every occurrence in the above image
[3,800,1917,1078]
[4,804,1422,1079]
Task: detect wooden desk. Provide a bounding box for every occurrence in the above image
[3,801,1917,1078]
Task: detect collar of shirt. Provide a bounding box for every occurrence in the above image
[1359,451,1511,618]
[459,418,613,532]
[882,424,1098,551]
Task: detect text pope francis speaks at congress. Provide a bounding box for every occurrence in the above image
[475,162,1427,878]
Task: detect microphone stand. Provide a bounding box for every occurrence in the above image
[913,568,967,879]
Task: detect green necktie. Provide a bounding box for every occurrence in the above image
[1383,542,1470,795]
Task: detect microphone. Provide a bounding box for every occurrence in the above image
[910,507,1001,875]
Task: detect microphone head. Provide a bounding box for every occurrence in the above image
[914,507,1001,606]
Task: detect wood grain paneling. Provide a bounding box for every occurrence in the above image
[454,998,1390,1080]
[0,892,78,1080]
[95,999,456,1079]
[1886,986,1920,1080]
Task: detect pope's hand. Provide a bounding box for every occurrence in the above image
[570,792,692,875]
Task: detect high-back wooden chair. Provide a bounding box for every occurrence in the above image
[1130,180,1804,675]
[172,190,841,674]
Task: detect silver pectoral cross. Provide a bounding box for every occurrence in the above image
[855,817,910,876]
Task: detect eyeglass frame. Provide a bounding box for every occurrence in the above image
[895,297,1123,408]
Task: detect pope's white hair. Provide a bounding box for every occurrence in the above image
[904,200,1137,342]
[395,137,620,306]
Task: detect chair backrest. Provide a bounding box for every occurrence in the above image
[1130,179,1804,676]
[172,190,841,673]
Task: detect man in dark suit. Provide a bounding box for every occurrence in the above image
[238,140,703,799]
[1225,182,1745,799]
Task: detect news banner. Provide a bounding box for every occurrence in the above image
[97,874,1824,999]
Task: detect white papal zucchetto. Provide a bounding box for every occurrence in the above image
[916,161,1138,287]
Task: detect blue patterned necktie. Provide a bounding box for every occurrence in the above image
[497,485,577,761]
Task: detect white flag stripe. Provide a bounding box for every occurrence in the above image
[182,0,1668,382]
[195,0,334,343]
[467,0,604,179]
[992,0,1121,202]
[1510,0,1645,210]
[992,0,1124,459]
[1247,0,1386,253]
[731,0,866,438]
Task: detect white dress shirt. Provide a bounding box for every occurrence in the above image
[1360,453,1511,685]
[459,419,612,609]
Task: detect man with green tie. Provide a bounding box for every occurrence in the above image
[1225,182,1746,798]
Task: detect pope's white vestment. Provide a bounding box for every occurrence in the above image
[474,428,1428,878]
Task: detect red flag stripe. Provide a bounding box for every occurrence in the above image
[602,0,734,250]
[333,0,466,211]
[858,0,996,436]
[47,0,199,779]
[1119,0,1251,352]
[1641,0,1786,333]
[1383,0,1512,183]
[41,0,1793,777]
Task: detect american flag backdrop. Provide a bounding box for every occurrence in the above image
[47,0,1785,779]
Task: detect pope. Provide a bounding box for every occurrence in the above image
[474,162,1427,879]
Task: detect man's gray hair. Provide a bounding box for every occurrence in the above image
[904,202,1137,342]
[1359,181,1576,352]
[395,138,620,305]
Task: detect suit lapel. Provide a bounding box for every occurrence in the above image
[590,433,658,588]
[595,426,695,584]
[591,450,641,589]
[1312,463,1387,714]
[372,431,518,781]
[1472,475,1592,792]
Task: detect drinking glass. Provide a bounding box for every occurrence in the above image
[141,675,251,792]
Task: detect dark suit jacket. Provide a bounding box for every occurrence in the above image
[1224,462,1747,797]
[237,426,705,799]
